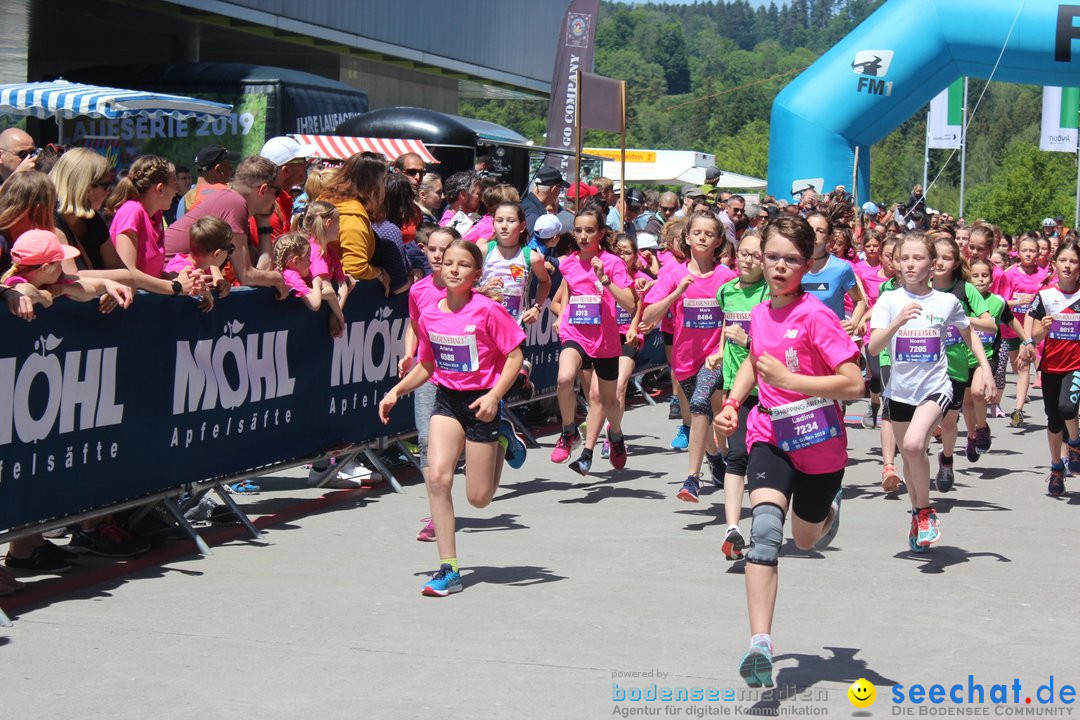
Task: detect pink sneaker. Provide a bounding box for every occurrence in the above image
[550,430,579,463]
[416,518,436,542]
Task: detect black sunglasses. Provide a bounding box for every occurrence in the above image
[403,168,425,177]
[3,147,36,160]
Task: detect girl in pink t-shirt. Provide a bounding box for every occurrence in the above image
[644,213,736,501]
[714,216,863,690]
[379,239,526,597]
[107,155,200,297]
[272,233,345,337]
[607,233,654,458]
[656,217,692,449]
[302,200,355,312]
[549,208,636,476]
[1002,235,1048,424]
[853,228,890,428]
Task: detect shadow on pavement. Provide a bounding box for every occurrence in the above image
[458,513,529,533]
[893,544,1010,574]
[932,497,1010,513]
[747,646,899,713]
[558,486,666,504]
[462,565,567,588]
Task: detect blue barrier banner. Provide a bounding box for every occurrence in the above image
[0,285,417,530]
[0,279,666,531]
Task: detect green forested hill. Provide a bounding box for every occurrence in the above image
[461,0,1078,233]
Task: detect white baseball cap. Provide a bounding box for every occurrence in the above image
[636,232,659,250]
[533,214,563,239]
[260,136,316,166]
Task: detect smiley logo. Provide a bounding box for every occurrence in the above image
[848,678,876,708]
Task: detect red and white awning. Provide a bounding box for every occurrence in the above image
[292,135,438,163]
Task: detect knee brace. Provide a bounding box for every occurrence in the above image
[745,502,785,567]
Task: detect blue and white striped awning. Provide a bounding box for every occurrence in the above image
[0,79,233,121]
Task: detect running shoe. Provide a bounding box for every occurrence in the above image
[935,455,954,492]
[569,452,593,476]
[416,518,436,542]
[4,545,72,574]
[813,488,843,550]
[499,418,527,469]
[600,438,610,459]
[68,521,143,558]
[708,453,726,489]
[670,424,690,450]
[739,643,775,688]
[974,425,992,456]
[908,512,927,553]
[1009,409,1026,429]
[721,526,745,560]
[881,464,903,493]
[965,435,978,463]
[915,507,941,548]
[609,438,628,470]
[1067,442,1080,474]
[861,403,878,429]
[421,563,462,597]
[550,430,579,463]
[676,474,701,502]
[668,394,681,419]
[1048,466,1066,497]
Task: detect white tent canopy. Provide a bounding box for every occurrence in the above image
[586,147,766,189]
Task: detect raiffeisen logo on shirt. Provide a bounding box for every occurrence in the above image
[329,305,407,414]
[0,333,125,483]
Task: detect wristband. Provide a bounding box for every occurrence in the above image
[601,276,611,287]
[723,397,740,411]
[1022,338,1035,346]
[594,280,604,292]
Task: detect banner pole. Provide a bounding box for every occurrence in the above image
[923,122,930,202]
[575,68,583,209]
[619,79,627,232]
[959,77,969,219]
[1075,137,1079,229]
[852,146,859,206]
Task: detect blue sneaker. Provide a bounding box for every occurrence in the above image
[676,474,701,503]
[499,418,527,469]
[670,424,690,450]
[421,563,462,597]
[1068,442,1080,474]
[739,643,775,688]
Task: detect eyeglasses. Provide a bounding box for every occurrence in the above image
[403,168,425,177]
[730,207,745,216]
[737,250,762,261]
[91,180,113,190]
[659,205,678,212]
[763,252,807,268]
[266,183,282,193]
[1,147,36,160]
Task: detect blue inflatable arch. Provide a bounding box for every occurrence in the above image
[768,1,1080,202]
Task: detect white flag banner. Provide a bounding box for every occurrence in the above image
[1041,86,1079,153]
[927,79,962,149]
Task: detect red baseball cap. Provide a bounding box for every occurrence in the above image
[10,229,80,266]
[565,181,598,199]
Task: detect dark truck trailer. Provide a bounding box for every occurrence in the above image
[60,63,368,164]
[337,107,595,194]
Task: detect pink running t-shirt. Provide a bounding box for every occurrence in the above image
[309,237,345,283]
[854,261,888,344]
[408,274,446,320]
[617,270,653,335]
[282,268,311,297]
[1001,264,1048,339]
[164,253,197,275]
[418,291,526,391]
[109,199,165,278]
[645,261,736,380]
[656,250,681,334]
[744,293,859,475]
[558,250,632,358]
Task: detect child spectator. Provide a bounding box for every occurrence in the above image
[301,200,354,311]
[3,229,132,312]
[164,216,234,312]
[273,232,346,337]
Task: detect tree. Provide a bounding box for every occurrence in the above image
[965,140,1076,233]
